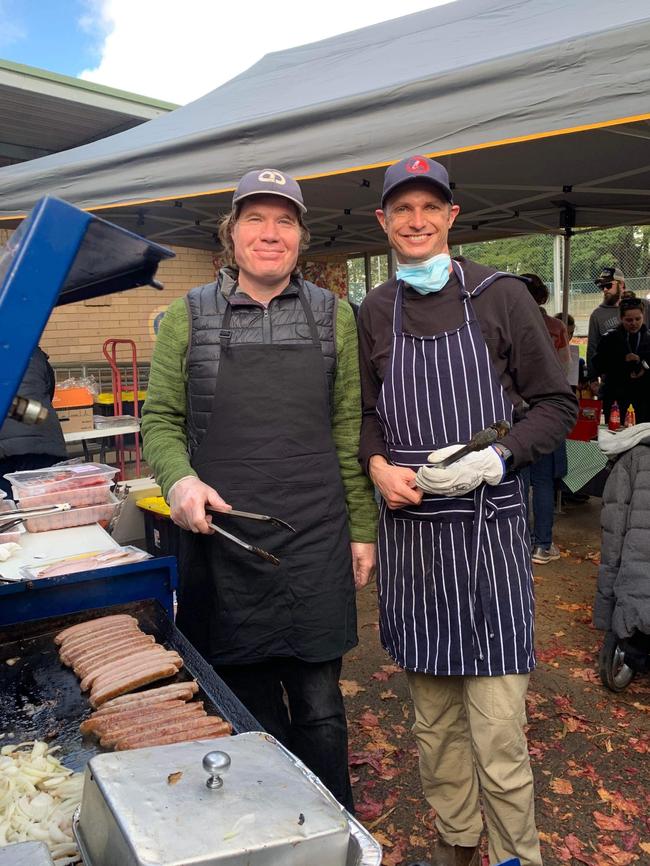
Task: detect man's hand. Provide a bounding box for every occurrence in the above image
[168,476,231,534]
[415,444,504,497]
[369,456,423,510]
[350,542,376,590]
[625,353,640,363]
[589,380,600,396]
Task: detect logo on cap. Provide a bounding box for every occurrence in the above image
[405,157,430,175]
[258,170,286,186]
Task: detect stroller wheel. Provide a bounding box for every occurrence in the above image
[599,631,636,692]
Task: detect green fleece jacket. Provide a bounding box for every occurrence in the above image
[141,289,378,543]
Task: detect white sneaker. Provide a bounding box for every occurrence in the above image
[531,543,561,564]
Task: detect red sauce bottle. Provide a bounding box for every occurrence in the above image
[609,402,621,431]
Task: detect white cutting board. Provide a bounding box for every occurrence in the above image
[0,524,119,582]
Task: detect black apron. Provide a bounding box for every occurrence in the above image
[176,286,356,666]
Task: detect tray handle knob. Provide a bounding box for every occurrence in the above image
[203,750,231,789]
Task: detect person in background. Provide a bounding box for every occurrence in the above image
[141,168,378,812]
[521,274,571,375]
[0,346,67,498]
[621,288,650,325]
[358,155,576,866]
[592,297,650,423]
[554,312,588,391]
[520,275,569,564]
[587,267,625,393]
[555,311,576,340]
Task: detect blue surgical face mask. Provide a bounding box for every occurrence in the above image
[396,253,451,294]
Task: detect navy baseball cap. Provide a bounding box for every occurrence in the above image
[381,155,453,208]
[232,169,307,213]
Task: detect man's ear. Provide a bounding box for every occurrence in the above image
[448,204,461,228]
[375,208,387,233]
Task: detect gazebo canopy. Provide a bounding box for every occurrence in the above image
[1,0,649,253]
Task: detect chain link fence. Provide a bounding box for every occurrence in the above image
[460,224,650,336]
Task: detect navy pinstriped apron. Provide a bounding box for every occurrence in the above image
[376,261,535,676]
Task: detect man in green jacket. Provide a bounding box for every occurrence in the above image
[141,168,377,812]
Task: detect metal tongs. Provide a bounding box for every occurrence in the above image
[205,507,296,567]
[436,420,512,468]
[0,503,71,533]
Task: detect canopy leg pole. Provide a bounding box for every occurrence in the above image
[553,235,563,314]
[562,228,572,325]
[364,252,372,294]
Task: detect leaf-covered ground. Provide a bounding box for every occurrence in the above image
[342,498,650,866]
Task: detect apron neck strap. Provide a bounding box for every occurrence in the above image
[393,261,471,334]
[297,284,322,347]
[219,283,238,347]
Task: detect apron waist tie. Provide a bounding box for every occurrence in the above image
[469,484,495,660]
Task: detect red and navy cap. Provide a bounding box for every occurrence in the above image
[381,155,453,208]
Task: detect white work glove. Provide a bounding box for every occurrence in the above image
[415,444,505,497]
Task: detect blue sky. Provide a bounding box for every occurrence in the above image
[0,0,452,104]
[0,0,104,77]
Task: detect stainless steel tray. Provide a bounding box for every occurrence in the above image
[0,841,55,865]
[73,733,381,866]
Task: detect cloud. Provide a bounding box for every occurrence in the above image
[79,0,453,104]
[0,0,26,50]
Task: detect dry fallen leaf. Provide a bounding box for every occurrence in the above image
[167,771,183,785]
[340,679,366,698]
[592,811,632,832]
[550,778,574,795]
[372,830,393,848]
[596,843,638,865]
[358,710,381,728]
[597,788,642,817]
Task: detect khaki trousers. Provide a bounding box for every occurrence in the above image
[406,671,542,866]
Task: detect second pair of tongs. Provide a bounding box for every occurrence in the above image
[205,507,296,567]
[0,503,72,533]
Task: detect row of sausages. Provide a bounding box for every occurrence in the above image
[56,614,232,749]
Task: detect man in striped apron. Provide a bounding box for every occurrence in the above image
[357,156,577,866]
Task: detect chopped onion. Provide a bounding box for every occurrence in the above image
[0,741,83,864]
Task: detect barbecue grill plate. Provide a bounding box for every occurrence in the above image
[0,599,258,771]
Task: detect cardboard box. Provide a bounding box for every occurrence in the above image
[56,406,94,434]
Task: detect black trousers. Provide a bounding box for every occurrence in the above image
[215,656,354,812]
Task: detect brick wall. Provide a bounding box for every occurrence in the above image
[0,227,216,364]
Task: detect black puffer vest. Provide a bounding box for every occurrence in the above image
[185,271,338,457]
